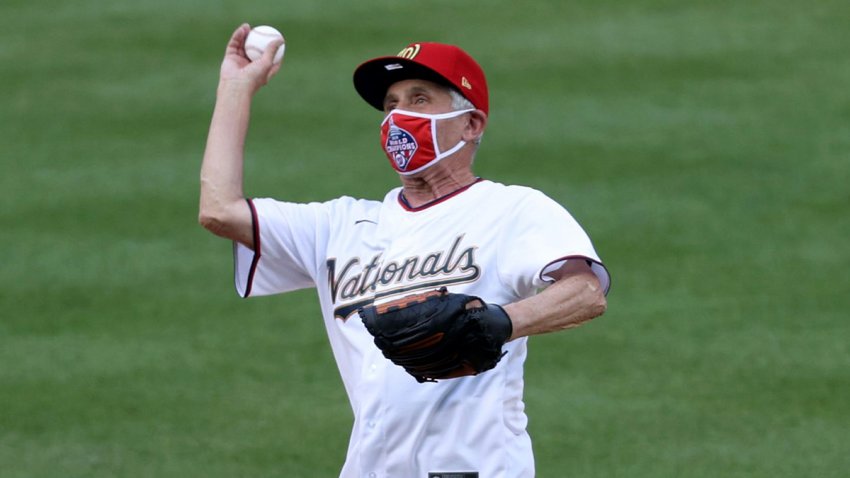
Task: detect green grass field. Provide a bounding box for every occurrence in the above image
[2,0,848,476]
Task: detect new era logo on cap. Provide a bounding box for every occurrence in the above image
[353,42,489,115]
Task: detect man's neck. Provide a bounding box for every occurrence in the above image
[399,166,478,208]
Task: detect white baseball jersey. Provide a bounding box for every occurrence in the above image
[233,179,610,478]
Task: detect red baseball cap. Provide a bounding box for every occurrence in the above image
[353,42,489,115]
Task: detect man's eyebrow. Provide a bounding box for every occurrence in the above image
[408,85,431,95]
[387,85,436,100]
[383,84,444,107]
[382,92,398,108]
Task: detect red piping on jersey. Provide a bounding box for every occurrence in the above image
[397,177,485,211]
[238,198,262,298]
[541,255,612,296]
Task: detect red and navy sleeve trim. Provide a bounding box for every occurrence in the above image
[540,255,612,296]
[236,198,262,298]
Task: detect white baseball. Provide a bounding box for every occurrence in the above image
[245,25,286,64]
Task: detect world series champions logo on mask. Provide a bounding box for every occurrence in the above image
[384,116,418,171]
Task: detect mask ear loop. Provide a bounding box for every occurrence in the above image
[430,108,475,158]
[434,139,467,160]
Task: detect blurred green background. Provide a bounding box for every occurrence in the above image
[1,0,848,476]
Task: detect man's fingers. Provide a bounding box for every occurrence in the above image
[262,37,286,65]
[266,62,282,82]
[225,23,251,56]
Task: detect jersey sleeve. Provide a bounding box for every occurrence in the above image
[234,197,330,297]
[497,189,611,297]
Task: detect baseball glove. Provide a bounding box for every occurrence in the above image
[359,288,513,383]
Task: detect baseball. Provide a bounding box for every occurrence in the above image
[245,25,286,64]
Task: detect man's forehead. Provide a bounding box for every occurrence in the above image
[384,78,450,98]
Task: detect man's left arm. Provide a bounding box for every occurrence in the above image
[503,259,607,340]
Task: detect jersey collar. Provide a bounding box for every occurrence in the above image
[397,178,484,212]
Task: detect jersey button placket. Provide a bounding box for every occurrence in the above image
[359,354,387,478]
[360,212,408,478]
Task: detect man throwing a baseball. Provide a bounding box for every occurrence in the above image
[200,24,611,478]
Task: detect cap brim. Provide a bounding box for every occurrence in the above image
[353,56,453,112]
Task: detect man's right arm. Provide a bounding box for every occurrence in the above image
[198,24,284,249]
[199,81,254,248]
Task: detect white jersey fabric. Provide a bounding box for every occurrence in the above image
[233,179,610,478]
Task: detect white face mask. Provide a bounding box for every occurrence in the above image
[380,108,474,175]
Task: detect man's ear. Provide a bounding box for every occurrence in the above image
[463,110,488,142]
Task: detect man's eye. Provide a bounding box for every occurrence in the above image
[415,97,427,104]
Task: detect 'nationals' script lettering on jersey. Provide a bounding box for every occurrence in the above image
[328,235,480,320]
